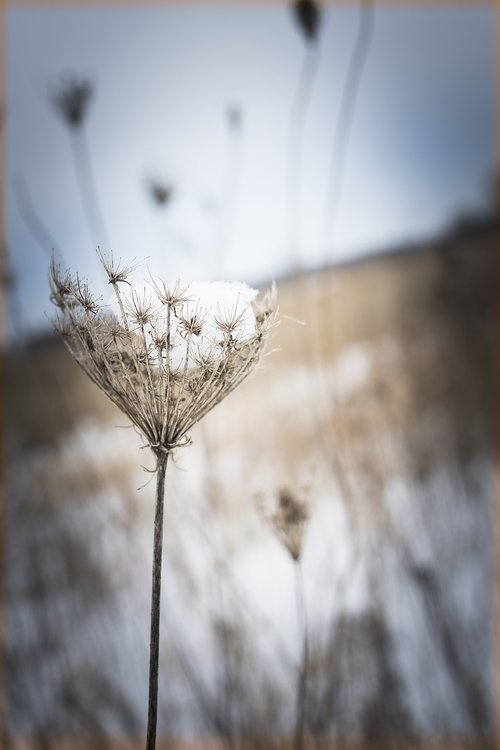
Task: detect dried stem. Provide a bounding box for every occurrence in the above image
[287,41,321,271]
[321,0,375,258]
[49,256,277,748]
[70,128,111,252]
[146,451,169,750]
[293,558,309,750]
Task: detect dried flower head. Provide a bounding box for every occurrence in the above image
[292,0,322,43]
[227,105,242,132]
[51,73,93,129]
[50,253,277,457]
[96,247,139,285]
[148,179,173,207]
[260,486,309,561]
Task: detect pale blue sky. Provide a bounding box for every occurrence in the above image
[6,4,494,337]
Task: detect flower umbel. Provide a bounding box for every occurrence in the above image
[51,73,93,129]
[50,254,276,456]
[261,486,309,562]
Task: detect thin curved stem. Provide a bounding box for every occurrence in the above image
[11,175,63,260]
[321,0,375,260]
[146,452,169,750]
[70,128,111,252]
[287,41,321,272]
[293,558,309,750]
[215,124,244,274]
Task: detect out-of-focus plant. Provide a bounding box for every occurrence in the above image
[49,250,277,750]
[226,104,242,133]
[147,178,174,208]
[287,0,322,271]
[11,175,63,261]
[52,74,92,128]
[215,104,244,274]
[50,72,111,253]
[321,0,375,259]
[260,485,310,750]
[292,0,321,42]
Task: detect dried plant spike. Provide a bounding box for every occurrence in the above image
[50,258,276,455]
[292,0,322,43]
[49,254,277,750]
[51,72,93,129]
[260,485,310,562]
[97,247,139,285]
[257,482,311,750]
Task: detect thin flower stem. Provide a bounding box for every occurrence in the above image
[293,558,309,750]
[11,175,63,260]
[168,329,192,443]
[70,128,111,252]
[110,281,158,434]
[146,451,169,750]
[287,41,321,271]
[321,0,375,259]
[215,121,244,273]
[160,305,172,444]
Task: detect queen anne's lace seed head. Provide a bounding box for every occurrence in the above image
[96,247,139,285]
[51,73,93,129]
[50,253,277,456]
[258,486,309,562]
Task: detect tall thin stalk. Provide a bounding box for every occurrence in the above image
[293,558,309,750]
[146,451,169,750]
[50,75,111,257]
[321,0,375,259]
[50,254,277,750]
[70,128,111,251]
[287,43,321,271]
[11,176,63,260]
[215,108,244,274]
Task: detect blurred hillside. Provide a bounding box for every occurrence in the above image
[4,215,495,748]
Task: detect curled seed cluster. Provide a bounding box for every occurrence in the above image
[262,487,310,562]
[50,252,277,456]
[51,74,93,129]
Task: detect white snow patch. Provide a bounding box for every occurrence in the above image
[331,343,372,398]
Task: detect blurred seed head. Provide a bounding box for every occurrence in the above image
[227,105,243,133]
[292,0,322,43]
[147,179,174,208]
[50,252,277,455]
[51,72,93,129]
[259,485,310,561]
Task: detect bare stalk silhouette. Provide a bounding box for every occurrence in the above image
[321,0,375,259]
[215,105,244,275]
[51,73,111,254]
[146,451,168,750]
[293,558,309,750]
[11,176,63,261]
[287,0,322,271]
[70,127,111,250]
[259,485,310,748]
[49,251,277,749]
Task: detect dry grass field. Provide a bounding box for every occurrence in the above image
[3,217,495,748]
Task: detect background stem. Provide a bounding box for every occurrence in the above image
[321,0,375,259]
[293,558,309,750]
[146,452,169,750]
[70,128,111,252]
[287,42,321,272]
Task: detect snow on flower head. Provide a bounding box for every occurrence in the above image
[50,251,277,455]
[113,279,260,369]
